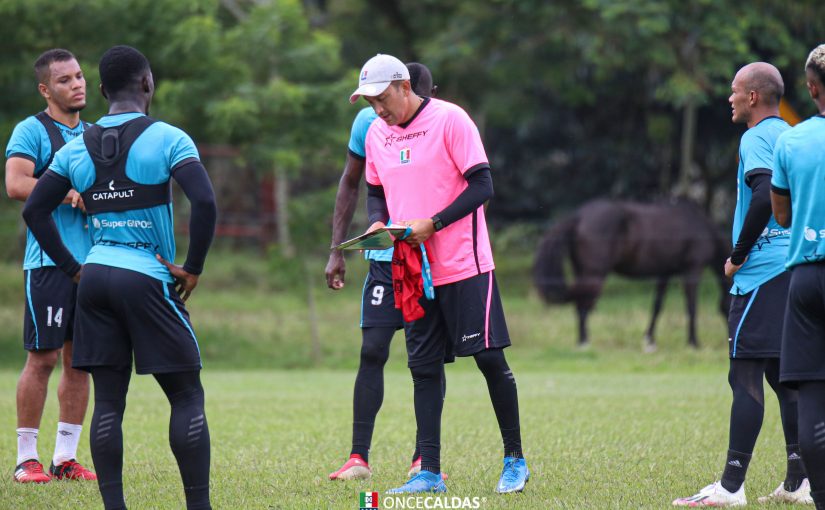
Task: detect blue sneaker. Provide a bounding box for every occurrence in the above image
[496,457,529,493]
[386,470,447,494]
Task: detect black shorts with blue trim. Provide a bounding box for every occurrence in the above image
[727,270,789,359]
[73,263,201,374]
[780,263,825,386]
[23,267,78,351]
[404,271,510,368]
[361,260,403,329]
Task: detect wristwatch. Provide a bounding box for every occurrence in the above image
[431,215,444,232]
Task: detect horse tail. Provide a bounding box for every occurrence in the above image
[534,214,578,303]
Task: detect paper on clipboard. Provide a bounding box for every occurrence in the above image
[334,224,409,251]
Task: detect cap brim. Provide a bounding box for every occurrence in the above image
[349,82,391,104]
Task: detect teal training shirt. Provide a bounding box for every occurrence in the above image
[771,115,825,269]
[49,112,199,282]
[730,116,790,295]
[5,115,92,269]
[348,107,393,263]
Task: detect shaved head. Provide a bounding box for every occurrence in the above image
[735,62,784,106]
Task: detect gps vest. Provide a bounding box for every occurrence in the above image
[33,111,90,176]
[81,116,172,215]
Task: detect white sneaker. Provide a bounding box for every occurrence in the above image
[757,478,813,504]
[672,481,746,507]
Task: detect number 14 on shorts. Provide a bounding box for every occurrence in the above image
[45,306,64,327]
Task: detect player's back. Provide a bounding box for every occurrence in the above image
[773,115,825,268]
[51,112,199,283]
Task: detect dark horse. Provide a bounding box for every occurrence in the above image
[534,199,731,350]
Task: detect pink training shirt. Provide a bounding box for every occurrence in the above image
[365,98,495,286]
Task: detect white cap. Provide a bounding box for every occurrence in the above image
[349,54,410,104]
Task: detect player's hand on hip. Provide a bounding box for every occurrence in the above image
[724,257,746,278]
[65,189,86,213]
[402,218,435,247]
[72,265,83,284]
[156,254,199,302]
[325,251,346,290]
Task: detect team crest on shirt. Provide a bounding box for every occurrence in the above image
[400,147,411,164]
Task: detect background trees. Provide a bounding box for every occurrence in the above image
[1,0,823,256]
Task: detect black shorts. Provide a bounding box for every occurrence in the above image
[780,263,825,386]
[360,261,403,329]
[73,264,202,374]
[728,271,789,359]
[404,271,510,368]
[23,267,77,351]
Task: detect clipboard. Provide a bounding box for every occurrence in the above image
[334,225,410,251]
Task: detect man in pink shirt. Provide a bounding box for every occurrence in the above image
[352,53,529,494]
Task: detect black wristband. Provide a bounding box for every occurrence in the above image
[431,215,444,232]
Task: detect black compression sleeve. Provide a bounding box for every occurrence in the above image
[22,170,81,277]
[730,173,772,265]
[366,184,389,225]
[172,161,217,275]
[435,167,493,228]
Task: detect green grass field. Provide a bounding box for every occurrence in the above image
[0,249,797,509]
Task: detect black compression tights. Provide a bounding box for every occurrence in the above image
[89,368,211,510]
[721,358,800,492]
[727,358,798,453]
[474,348,523,459]
[351,327,445,464]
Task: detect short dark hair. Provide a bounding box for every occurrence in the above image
[406,63,434,96]
[99,45,150,98]
[34,49,76,84]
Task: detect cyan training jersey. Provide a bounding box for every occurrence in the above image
[731,116,790,295]
[771,115,825,269]
[5,114,92,269]
[49,112,199,282]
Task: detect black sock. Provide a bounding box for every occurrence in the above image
[155,371,211,510]
[350,327,394,463]
[411,361,444,474]
[797,381,825,508]
[812,490,825,510]
[765,360,805,492]
[721,449,752,492]
[474,349,522,459]
[90,367,131,510]
[784,444,806,491]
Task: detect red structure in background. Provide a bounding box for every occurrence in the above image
[175,144,276,250]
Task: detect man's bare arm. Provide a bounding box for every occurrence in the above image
[325,153,366,289]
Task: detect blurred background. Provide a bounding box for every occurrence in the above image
[0,0,822,367]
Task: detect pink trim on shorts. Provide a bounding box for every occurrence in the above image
[485,272,493,348]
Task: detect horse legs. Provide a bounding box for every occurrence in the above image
[573,275,604,347]
[683,271,701,348]
[644,277,669,352]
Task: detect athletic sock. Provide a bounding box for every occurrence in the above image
[474,349,523,459]
[785,444,806,492]
[16,427,39,465]
[53,422,83,466]
[812,490,825,510]
[721,449,752,493]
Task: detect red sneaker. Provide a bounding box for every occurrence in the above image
[49,459,97,480]
[329,454,371,480]
[408,457,448,481]
[14,459,51,483]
